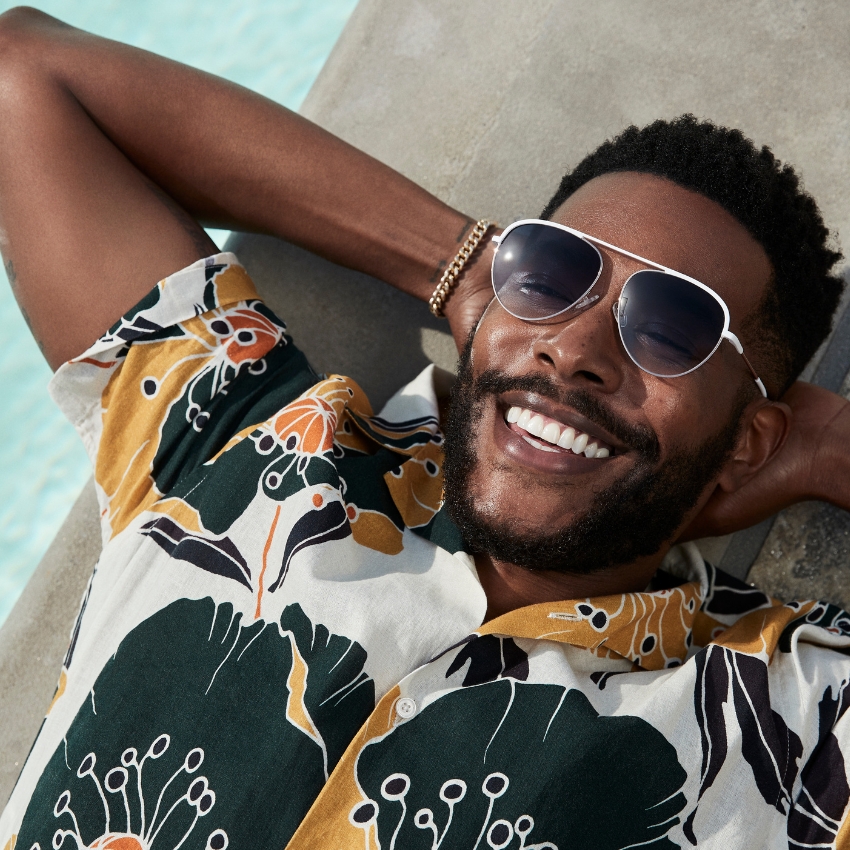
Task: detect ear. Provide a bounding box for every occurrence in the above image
[714,400,792,494]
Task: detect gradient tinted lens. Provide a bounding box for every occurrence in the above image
[617,270,726,376]
[492,223,602,319]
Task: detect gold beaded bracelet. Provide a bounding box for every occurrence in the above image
[428,219,493,318]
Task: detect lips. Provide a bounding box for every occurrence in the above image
[506,405,612,457]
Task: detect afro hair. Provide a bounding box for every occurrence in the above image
[540,115,844,395]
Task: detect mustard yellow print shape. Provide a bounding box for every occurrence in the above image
[384,449,444,530]
[47,669,68,715]
[347,506,404,556]
[476,583,703,671]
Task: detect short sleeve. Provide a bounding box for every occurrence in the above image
[49,253,320,539]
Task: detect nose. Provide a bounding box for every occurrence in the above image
[531,293,627,393]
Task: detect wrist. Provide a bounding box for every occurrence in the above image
[441,235,499,349]
[814,428,850,509]
[809,395,850,508]
[428,219,495,318]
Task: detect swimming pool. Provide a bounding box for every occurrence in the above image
[0,0,359,626]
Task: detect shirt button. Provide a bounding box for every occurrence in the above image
[395,697,417,720]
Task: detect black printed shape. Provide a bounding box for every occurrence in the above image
[819,679,850,731]
[445,635,529,686]
[692,646,730,803]
[701,564,771,617]
[686,645,732,843]
[267,501,351,592]
[141,517,251,589]
[704,587,770,616]
[788,681,850,845]
[590,671,626,691]
[788,733,848,845]
[730,652,803,814]
[352,801,376,824]
[115,314,164,343]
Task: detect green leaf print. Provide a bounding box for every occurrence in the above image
[17,598,374,850]
[354,681,687,850]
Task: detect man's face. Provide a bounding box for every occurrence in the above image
[442,171,773,575]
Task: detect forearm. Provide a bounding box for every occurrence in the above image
[8,7,473,302]
[808,392,850,512]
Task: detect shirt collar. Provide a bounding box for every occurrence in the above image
[475,544,710,671]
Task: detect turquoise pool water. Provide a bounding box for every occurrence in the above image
[0,0,358,626]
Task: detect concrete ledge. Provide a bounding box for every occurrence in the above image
[0,479,100,806]
[226,233,457,410]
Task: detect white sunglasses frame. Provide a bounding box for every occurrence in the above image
[491,218,768,399]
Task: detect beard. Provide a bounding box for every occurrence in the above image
[441,337,748,575]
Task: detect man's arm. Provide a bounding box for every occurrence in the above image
[0,7,493,369]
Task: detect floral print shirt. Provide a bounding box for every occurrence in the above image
[2,253,850,850]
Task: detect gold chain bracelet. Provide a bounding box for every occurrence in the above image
[428,219,493,318]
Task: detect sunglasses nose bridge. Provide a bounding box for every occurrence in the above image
[611,298,626,328]
[611,299,629,328]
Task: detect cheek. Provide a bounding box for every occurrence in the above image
[471,306,538,374]
[640,376,737,456]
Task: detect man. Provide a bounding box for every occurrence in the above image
[0,6,848,848]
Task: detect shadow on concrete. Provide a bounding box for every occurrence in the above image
[227,232,457,411]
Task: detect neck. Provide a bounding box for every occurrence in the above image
[474,551,666,622]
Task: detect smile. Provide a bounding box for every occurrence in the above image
[505,406,613,458]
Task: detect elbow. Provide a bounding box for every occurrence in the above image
[0,6,59,32]
[0,7,67,116]
[0,7,66,61]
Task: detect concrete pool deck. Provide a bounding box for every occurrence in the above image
[2,0,850,805]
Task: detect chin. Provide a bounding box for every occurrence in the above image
[464,463,585,538]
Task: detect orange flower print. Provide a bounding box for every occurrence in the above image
[213,307,282,367]
[271,396,338,456]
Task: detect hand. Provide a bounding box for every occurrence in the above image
[442,232,500,351]
[682,381,850,540]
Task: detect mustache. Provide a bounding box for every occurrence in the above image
[468,369,661,462]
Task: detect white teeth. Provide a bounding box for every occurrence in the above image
[557,427,576,450]
[541,422,561,444]
[505,406,612,458]
[526,415,545,437]
[522,435,559,453]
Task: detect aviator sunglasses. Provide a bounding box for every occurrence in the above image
[491,219,768,399]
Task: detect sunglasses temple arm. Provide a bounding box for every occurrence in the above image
[724,331,768,399]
